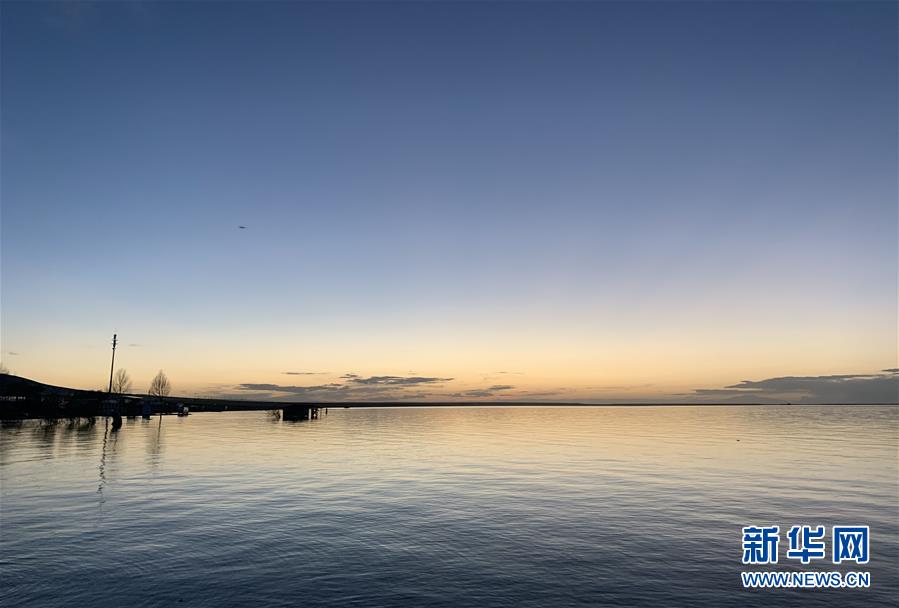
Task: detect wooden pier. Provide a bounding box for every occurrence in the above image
[281,405,325,421]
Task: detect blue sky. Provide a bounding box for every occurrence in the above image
[1,1,896,402]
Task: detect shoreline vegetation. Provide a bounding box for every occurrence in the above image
[0,374,895,420]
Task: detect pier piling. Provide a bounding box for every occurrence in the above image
[282,405,321,421]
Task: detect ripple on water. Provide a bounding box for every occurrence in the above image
[1,405,897,607]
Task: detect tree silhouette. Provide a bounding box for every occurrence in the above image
[111,368,132,394]
[148,370,171,399]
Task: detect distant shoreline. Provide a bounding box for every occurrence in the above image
[1,373,895,420]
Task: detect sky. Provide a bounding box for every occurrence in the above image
[1,1,896,404]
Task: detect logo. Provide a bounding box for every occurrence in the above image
[786,525,826,563]
[741,524,871,589]
[833,526,869,564]
[741,526,780,564]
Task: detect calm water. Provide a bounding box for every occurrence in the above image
[1,406,897,607]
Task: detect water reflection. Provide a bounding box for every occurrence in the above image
[96,419,120,499]
[1,406,897,608]
[31,420,61,456]
[144,416,164,468]
[95,417,120,524]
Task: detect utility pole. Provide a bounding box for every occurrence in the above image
[107,333,117,393]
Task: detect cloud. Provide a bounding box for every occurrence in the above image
[239,382,344,395]
[479,371,525,382]
[229,369,898,404]
[346,375,453,386]
[7,352,18,356]
[236,382,427,402]
[681,389,785,405]
[282,371,327,376]
[128,343,142,347]
[691,370,898,404]
[232,377,618,403]
[338,373,452,385]
[237,373,453,401]
[450,384,515,398]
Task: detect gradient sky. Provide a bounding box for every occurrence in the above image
[1,1,896,403]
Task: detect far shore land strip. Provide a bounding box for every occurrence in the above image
[1,374,894,420]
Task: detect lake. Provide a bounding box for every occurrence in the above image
[1,406,896,607]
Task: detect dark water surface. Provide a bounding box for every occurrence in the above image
[1,406,897,607]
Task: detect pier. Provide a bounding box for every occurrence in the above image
[281,405,326,421]
[0,373,339,420]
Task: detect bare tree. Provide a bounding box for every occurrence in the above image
[148,370,171,400]
[111,368,133,394]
